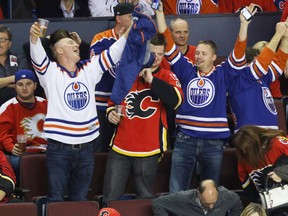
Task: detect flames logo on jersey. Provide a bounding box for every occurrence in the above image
[124,89,159,119]
[64,82,89,111]
[187,77,215,108]
[176,0,201,14]
[262,87,277,115]
[249,165,274,191]
[20,113,46,139]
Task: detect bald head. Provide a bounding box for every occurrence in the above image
[198,180,218,210]
[169,18,189,51]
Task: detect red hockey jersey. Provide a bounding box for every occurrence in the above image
[0,97,48,153]
[107,68,183,157]
[238,136,288,191]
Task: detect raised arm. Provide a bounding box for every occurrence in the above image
[30,22,41,45]
[238,4,257,42]
[155,1,167,33]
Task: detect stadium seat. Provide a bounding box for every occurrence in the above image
[0,202,37,216]
[108,199,153,216]
[46,201,100,216]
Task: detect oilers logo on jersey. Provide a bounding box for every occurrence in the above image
[187,77,215,108]
[125,89,159,119]
[262,87,277,115]
[176,0,201,14]
[64,82,90,111]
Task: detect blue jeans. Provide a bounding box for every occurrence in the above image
[169,132,225,193]
[46,139,94,202]
[103,150,159,205]
[10,155,21,186]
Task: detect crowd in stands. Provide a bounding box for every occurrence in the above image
[0,0,287,19]
[0,0,288,216]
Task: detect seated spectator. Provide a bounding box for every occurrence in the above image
[240,203,267,216]
[0,150,16,203]
[232,126,288,204]
[162,0,218,15]
[218,0,278,13]
[0,69,47,185]
[152,179,243,216]
[38,0,91,18]
[0,25,29,106]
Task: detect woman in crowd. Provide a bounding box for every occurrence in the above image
[232,126,288,203]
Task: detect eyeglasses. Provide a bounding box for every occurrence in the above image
[0,38,10,43]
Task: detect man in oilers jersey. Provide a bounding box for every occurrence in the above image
[29,20,131,201]
[155,1,257,193]
[228,21,288,132]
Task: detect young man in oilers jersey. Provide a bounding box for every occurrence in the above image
[103,33,183,206]
[228,20,288,133]
[90,2,134,152]
[155,1,256,193]
[29,19,131,201]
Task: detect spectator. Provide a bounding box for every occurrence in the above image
[0,25,29,106]
[155,1,255,192]
[29,17,130,201]
[23,30,90,98]
[160,17,196,70]
[162,0,218,15]
[232,126,288,203]
[0,69,47,185]
[228,21,288,132]
[90,2,134,152]
[218,0,278,13]
[38,0,91,18]
[240,203,267,216]
[0,151,16,203]
[103,33,183,206]
[152,179,243,216]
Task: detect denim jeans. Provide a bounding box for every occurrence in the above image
[9,155,21,186]
[103,150,159,205]
[169,132,225,193]
[46,139,94,202]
